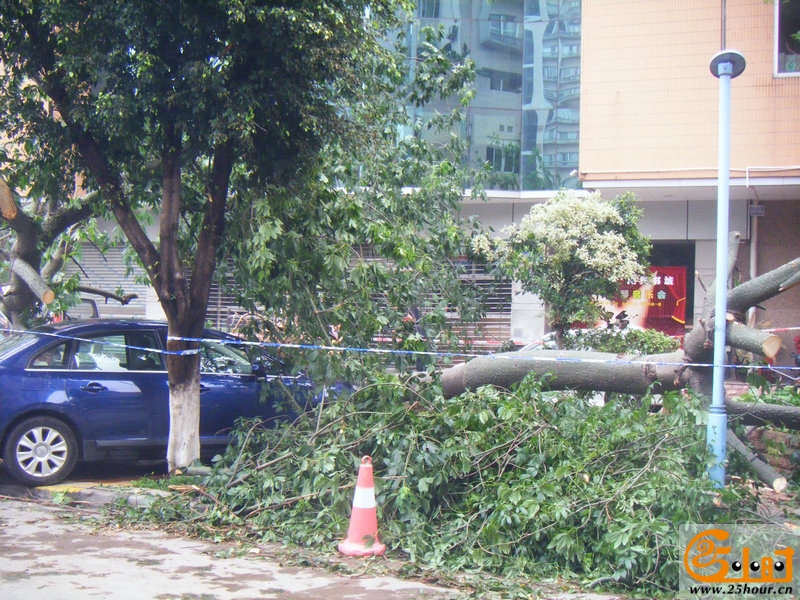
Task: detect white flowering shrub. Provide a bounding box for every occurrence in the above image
[473,190,650,343]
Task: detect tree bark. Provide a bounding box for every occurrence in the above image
[726,398,800,430]
[726,429,787,493]
[7,257,55,305]
[442,350,691,398]
[726,321,782,358]
[728,257,800,312]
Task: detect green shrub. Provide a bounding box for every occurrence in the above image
[563,327,680,354]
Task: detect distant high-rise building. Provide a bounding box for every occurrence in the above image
[409,1,799,357]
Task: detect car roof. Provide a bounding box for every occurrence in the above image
[30,318,169,335]
[29,318,243,342]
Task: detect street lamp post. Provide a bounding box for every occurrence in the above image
[707,49,746,487]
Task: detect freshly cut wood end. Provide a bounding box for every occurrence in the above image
[0,179,17,220]
[762,334,782,360]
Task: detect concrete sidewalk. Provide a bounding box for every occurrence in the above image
[0,478,625,600]
[0,497,463,600]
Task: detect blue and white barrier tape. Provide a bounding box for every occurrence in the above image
[2,327,799,374]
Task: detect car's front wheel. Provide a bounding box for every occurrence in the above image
[3,417,79,486]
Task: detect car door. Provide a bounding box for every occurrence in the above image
[196,339,265,445]
[64,329,168,452]
[17,340,72,416]
[196,339,316,444]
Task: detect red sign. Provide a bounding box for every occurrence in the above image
[603,266,687,337]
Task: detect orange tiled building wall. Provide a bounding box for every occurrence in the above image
[580,0,800,182]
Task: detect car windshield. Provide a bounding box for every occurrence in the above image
[0,331,40,360]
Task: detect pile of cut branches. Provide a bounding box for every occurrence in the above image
[131,371,772,596]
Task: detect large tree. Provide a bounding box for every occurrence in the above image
[473,190,651,348]
[0,0,421,471]
[1,1,485,471]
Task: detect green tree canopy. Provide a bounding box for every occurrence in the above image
[0,1,485,469]
[474,190,650,346]
[223,22,486,375]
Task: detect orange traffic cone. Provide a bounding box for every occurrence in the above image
[338,455,386,557]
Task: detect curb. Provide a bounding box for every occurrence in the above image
[0,479,169,508]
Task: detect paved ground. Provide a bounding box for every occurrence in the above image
[0,466,626,600]
[0,496,466,600]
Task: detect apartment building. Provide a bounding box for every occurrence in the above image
[412,0,799,353]
[579,0,800,334]
[413,0,586,344]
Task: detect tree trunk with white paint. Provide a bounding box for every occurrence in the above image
[166,380,201,473]
[165,346,202,473]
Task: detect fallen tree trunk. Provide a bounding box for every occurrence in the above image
[684,258,800,362]
[440,250,800,490]
[727,321,782,358]
[729,257,800,310]
[443,257,798,406]
[726,398,800,430]
[726,429,787,493]
[442,350,692,398]
[442,329,781,399]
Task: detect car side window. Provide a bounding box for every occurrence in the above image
[29,342,69,369]
[125,331,165,371]
[249,349,286,376]
[70,331,165,372]
[74,335,127,371]
[199,340,253,375]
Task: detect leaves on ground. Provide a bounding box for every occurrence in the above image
[128,369,775,598]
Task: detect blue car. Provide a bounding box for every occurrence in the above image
[0,319,329,486]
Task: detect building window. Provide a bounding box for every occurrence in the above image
[418,0,439,19]
[522,66,534,104]
[525,1,541,19]
[487,70,522,93]
[560,66,580,80]
[522,110,538,152]
[555,151,578,167]
[488,14,520,47]
[777,0,800,75]
[486,145,520,174]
